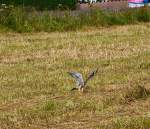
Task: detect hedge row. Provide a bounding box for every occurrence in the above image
[1,7,150,32]
[0,0,77,10]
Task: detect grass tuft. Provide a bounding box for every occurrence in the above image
[123,84,150,103]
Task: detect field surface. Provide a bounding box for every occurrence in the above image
[0,24,150,129]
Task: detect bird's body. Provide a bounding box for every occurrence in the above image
[68,72,84,91]
[68,69,98,92]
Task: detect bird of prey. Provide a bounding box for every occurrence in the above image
[68,68,98,92]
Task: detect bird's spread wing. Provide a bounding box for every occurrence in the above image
[84,68,98,85]
[68,71,84,86]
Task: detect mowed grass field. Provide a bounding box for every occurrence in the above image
[0,24,150,129]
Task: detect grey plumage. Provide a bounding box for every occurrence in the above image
[68,68,98,91]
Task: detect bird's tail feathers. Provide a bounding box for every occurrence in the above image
[71,87,78,91]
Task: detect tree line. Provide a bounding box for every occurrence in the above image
[0,0,77,10]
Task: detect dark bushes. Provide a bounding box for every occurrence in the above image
[0,0,77,10]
